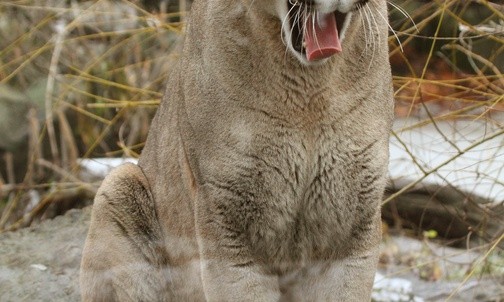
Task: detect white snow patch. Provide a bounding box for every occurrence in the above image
[389,118,504,203]
[78,158,138,178]
[373,272,424,302]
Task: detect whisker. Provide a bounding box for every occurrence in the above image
[245,0,257,14]
[292,5,303,44]
[365,5,379,71]
[387,1,418,33]
[367,4,381,49]
[283,3,304,61]
[302,4,309,38]
[311,9,323,52]
[281,2,300,47]
[373,4,404,52]
[357,3,369,59]
[359,6,376,71]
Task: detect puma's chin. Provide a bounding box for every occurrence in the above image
[279,0,366,65]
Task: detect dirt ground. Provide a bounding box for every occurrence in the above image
[0,207,90,302]
[0,206,502,302]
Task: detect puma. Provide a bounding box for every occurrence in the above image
[80,0,393,301]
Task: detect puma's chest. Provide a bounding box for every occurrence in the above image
[226,125,387,269]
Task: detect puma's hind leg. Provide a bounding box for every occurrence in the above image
[80,163,169,302]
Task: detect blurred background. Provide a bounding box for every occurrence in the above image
[0,0,502,300]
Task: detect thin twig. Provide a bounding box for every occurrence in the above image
[45,19,67,165]
[36,159,88,187]
[445,232,504,301]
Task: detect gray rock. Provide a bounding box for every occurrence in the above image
[0,84,32,151]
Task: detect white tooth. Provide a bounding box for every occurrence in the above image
[317,13,330,28]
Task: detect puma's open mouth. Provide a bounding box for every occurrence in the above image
[286,1,349,62]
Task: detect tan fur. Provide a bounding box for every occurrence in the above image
[80,0,394,301]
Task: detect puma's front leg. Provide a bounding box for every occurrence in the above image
[195,184,281,302]
[280,214,381,302]
[80,163,169,302]
[280,247,380,302]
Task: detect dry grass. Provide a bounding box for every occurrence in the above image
[0,0,186,231]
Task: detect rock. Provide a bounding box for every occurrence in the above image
[0,84,33,151]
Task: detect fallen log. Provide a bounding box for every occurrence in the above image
[383,183,504,247]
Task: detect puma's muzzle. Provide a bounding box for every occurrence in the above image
[282,0,369,63]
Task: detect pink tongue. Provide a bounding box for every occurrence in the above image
[304,13,342,61]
